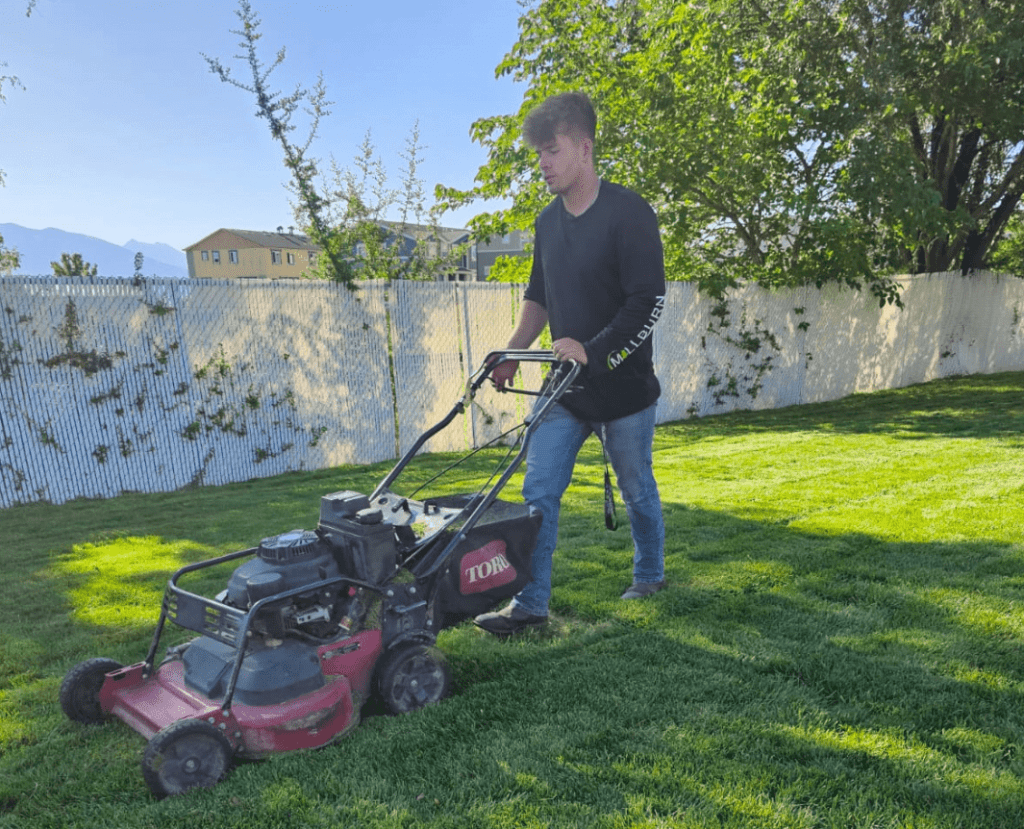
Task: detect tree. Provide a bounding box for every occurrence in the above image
[307,124,465,282]
[987,211,1024,276]
[205,1,460,287]
[439,0,1024,299]
[0,233,19,275]
[51,253,98,277]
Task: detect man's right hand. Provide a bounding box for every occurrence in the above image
[490,359,519,390]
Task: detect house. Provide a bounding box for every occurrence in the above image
[374,221,479,282]
[474,229,533,280]
[184,223,527,282]
[184,228,319,279]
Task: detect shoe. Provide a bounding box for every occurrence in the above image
[620,580,666,600]
[473,603,548,636]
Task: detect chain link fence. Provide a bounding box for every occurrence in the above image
[2,271,1022,507]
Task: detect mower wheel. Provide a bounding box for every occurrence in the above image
[59,657,122,724]
[376,643,450,715]
[141,718,233,799]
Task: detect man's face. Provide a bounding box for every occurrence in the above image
[535,131,591,196]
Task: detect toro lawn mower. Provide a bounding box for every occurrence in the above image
[60,350,579,798]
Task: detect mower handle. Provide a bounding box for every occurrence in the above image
[370,350,578,502]
[470,349,570,394]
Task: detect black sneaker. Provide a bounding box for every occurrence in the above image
[473,603,548,636]
[620,580,666,600]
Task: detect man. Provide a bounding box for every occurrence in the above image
[474,91,667,637]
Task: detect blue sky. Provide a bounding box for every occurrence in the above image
[0,0,526,251]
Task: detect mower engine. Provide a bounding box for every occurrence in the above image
[217,490,399,640]
[221,528,350,640]
[178,490,402,709]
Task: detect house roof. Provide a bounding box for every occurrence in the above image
[184,229,320,252]
[377,221,470,246]
[185,223,471,254]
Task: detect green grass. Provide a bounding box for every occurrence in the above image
[2,371,1024,828]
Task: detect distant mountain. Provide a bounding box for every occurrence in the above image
[124,239,187,273]
[0,223,188,278]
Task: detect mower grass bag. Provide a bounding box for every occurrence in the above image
[417,495,542,631]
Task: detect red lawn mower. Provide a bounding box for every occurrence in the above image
[60,351,579,798]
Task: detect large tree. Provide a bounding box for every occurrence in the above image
[439,0,1024,299]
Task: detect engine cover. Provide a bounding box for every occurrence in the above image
[226,529,341,609]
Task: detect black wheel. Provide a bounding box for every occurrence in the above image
[376,643,450,715]
[141,719,233,799]
[59,657,122,724]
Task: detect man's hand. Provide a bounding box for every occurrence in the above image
[490,359,519,390]
[552,337,588,365]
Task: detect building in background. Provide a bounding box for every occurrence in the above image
[474,229,532,280]
[185,229,319,279]
[375,221,476,282]
[184,225,533,282]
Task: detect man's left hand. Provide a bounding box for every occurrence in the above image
[552,337,588,365]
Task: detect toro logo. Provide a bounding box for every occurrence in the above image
[460,540,517,595]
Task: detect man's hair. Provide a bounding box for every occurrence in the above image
[522,92,597,148]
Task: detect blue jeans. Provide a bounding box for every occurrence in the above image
[511,401,665,616]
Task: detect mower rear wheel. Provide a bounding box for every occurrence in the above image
[376,643,450,715]
[59,657,122,724]
[141,719,233,799]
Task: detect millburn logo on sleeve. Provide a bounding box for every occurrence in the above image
[459,540,517,595]
[606,295,665,370]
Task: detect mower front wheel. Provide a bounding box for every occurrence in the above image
[376,643,450,715]
[59,657,122,724]
[141,718,234,799]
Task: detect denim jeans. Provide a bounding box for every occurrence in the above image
[511,400,665,616]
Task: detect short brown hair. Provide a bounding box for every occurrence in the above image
[522,92,597,148]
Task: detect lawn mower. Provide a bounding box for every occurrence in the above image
[60,350,579,798]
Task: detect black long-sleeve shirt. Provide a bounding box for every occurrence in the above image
[526,180,666,422]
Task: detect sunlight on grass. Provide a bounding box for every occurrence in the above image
[55,536,217,629]
[774,722,1024,797]
[923,588,1024,640]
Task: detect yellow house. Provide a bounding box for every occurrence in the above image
[184,229,321,279]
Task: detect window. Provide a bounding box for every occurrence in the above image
[309,252,318,266]
[271,249,282,265]
[229,250,238,264]
[201,250,209,261]
[286,252,295,265]
[212,250,221,264]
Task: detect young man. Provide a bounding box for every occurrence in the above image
[474,92,667,637]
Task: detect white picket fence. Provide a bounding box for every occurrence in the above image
[1,271,1022,508]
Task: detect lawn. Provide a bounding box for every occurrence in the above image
[2,371,1023,828]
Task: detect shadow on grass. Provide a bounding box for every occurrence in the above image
[434,501,1024,825]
